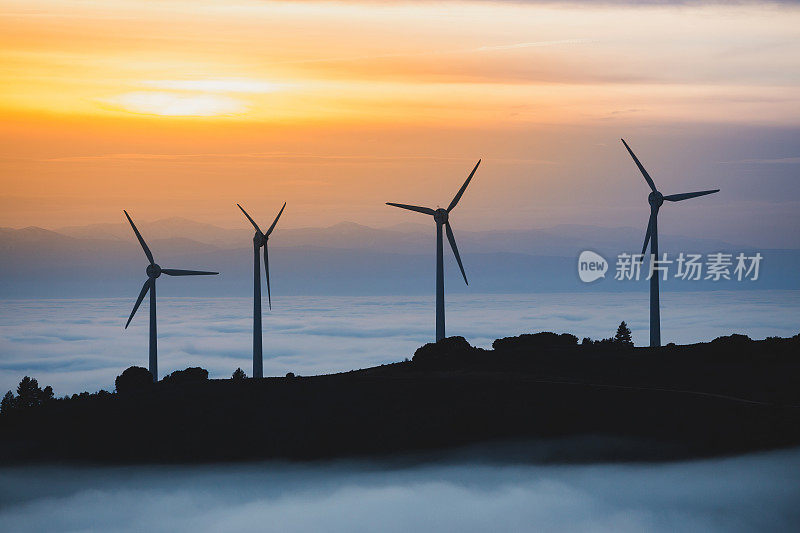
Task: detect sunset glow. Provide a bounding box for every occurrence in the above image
[1,0,799,245]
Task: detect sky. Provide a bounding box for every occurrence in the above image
[1,0,799,246]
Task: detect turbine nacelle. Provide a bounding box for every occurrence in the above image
[253,231,266,247]
[434,208,449,224]
[648,191,664,209]
[146,263,162,279]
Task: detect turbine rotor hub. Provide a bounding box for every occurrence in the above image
[648,191,664,208]
[253,231,265,246]
[434,208,448,224]
[146,263,162,278]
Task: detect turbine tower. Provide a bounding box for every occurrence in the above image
[237,202,286,379]
[123,211,219,381]
[387,160,480,342]
[621,139,719,348]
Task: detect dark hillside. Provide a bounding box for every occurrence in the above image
[1,334,798,464]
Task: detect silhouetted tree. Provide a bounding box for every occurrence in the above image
[41,385,54,402]
[232,368,246,380]
[16,376,43,409]
[581,337,593,346]
[1,390,15,414]
[614,321,633,347]
[285,372,295,378]
[115,366,154,394]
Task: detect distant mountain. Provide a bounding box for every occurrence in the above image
[54,218,743,255]
[57,217,240,247]
[1,221,797,298]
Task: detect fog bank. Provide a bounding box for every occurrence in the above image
[1,446,799,532]
[1,291,799,395]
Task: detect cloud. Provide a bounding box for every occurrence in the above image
[724,157,800,164]
[279,39,593,65]
[102,92,246,117]
[40,153,554,164]
[140,79,285,93]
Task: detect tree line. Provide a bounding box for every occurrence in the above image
[1,321,634,415]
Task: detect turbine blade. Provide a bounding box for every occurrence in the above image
[663,189,720,202]
[386,203,436,215]
[123,210,154,264]
[264,244,271,310]
[621,139,657,193]
[125,278,152,329]
[162,269,219,276]
[265,202,286,237]
[641,211,655,256]
[447,159,481,212]
[445,222,468,285]
[237,204,262,234]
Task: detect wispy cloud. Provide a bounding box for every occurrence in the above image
[279,39,593,65]
[102,92,246,116]
[41,153,555,165]
[140,79,286,93]
[472,39,593,52]
[723,157,800,164]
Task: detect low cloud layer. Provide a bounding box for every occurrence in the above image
[1,291,798,395]
[0,446,799,532]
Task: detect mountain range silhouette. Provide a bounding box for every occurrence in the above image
[2,220,798,298]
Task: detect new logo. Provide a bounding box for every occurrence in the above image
[578,251,608,283]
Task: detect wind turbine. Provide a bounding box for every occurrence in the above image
[123,211,219,382]
[387,160,480,342]
[237,202,286,379]
[621,139,719,347]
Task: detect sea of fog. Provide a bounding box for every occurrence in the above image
[1,446,799,532]
[2,292,800,532]
[0,290,798,396]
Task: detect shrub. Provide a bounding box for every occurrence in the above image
[492,332,579,352]
[413,336,480,369]
[232,368,247,380]
[115,366,154,394]
[593,337,616,347]
[163,367,209,385]
[711,334,752,346]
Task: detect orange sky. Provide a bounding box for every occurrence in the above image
[1,1,799,241]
